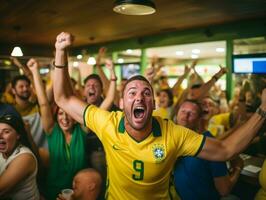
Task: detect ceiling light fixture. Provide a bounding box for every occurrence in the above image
[77,55,83,59]
[192,49,200,54]
[216,48,225,52]
[191,54,199,59]
[126,49,133,54]
[87,57,96,65]
[113,0,156,15]
[118,58,124,63]
[175,51,184,56]
[11,25,23,57]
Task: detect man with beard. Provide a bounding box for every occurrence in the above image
[10,75,47,148]
[53,32,266,200]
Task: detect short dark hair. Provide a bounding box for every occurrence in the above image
[83,74,103,89]
[191,84,202,89]
[11,75,31,88]
[122,75,154,97]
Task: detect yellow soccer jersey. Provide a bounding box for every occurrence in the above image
[84,105,205,200]
[255,160,266,200]
[208,112,231,137]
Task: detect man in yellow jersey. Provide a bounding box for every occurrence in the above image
[53,32,266,200]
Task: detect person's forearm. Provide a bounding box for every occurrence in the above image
[222,107,266,158]
[96,64,109,96]
[54,49,74,105]
[100,69,117,110]
[229,167,242,187]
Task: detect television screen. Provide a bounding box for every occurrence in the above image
[233,54,266,74]
[122,63,140,79]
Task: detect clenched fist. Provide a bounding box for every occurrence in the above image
[55,32,74,50]
[27,58,39,72]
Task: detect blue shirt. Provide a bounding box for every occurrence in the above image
[174,131,228,200]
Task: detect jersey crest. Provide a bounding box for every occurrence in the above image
[152,144,165,163]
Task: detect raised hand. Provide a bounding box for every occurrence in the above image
[190,60,198,70]
[27,58,39,72]
[55,32,74,50]
[96,47,107,65]
[218,65,227,76]
[183,64,191,75]
[145,67,155,84]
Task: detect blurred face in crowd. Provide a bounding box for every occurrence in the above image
[84,79,103,105]
[72,170,101,200]
[57,108,75,132]
[188,87,201,100]
[245,91,254,105]
[123,80,155,131]
[176,101,200,130]
[0,123,19,158]
[158,90,170,108]
[13,80,31,101]
[200,97,219,120]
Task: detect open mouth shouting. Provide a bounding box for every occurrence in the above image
[0,139,6,151]
[134,106,145,119]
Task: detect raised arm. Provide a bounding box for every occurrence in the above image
[172,64,191,96]
[198,88,266,161]
[95,47,109,95]
[100,59,117,110]
[10,57,33,82]
[194,65,227,100]
[53,32,87,124]
[27,58,54,134]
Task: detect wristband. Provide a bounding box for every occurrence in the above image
[53,61,67,68]
[256,107,266,118]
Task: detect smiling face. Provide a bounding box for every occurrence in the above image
[158,91,170,108]
[13,80,31,101]
[123,80,155,131]
[57,108,75,132]
[0,123,20,158]
[84,78,103,105]
[200,97,219,120]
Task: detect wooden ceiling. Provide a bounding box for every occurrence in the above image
[1,0,266,48]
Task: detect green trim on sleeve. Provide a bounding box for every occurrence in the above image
[118,116,125,133]
[83,104,91,128]
[194,135,206,157]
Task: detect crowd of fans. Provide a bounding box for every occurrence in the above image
[0,32,266,200]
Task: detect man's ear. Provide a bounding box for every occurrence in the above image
[11,88,16,96]
[120,98,124,109]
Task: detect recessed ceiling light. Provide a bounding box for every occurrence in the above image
[118,58,124,63]
[191,54,199,59]
[73,61,79,67]
[192,49,200,54]
[126,49,133,54]
[77,55,83,59]
[175,51,184,56]
[216,48,225,52]
[87,57,96,65]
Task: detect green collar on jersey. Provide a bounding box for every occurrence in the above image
[118,116,162,137]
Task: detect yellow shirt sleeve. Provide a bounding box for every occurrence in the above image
[168,120,205,157]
